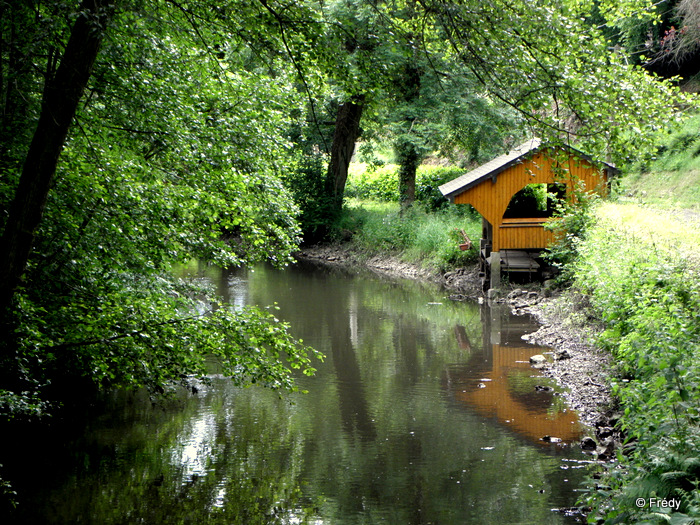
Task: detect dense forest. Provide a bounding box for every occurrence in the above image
[2,0,699,521]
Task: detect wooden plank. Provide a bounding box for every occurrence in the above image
[501,217,549,225]
[500,250,540,272]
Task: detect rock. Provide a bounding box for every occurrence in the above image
[596,442,615,460]
[507,288,524,299]
[580,437,597,451]
[554,349,571,360]
[529,354,547,365]
[534,385,553,392]
[597,426,614,440]
[540,435,562,443]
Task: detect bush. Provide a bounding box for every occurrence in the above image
[345,164,399,201]
[414,166,467,211]
[346,164,472,212]
[282,153,338,244]
[543,184,599,284]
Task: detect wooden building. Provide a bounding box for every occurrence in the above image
[439,139,617,290]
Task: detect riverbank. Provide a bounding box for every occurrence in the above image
[298,244,484,297]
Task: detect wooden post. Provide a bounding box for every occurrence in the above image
[490,251,501,291]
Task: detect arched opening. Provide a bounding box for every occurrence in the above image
[502,183,567,219]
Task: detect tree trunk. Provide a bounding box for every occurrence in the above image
[0,0,116,313]
[396,138,419,209]
[395,49,421,208]
[326,95,365,211]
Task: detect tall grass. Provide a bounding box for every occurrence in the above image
[339,199,481,272]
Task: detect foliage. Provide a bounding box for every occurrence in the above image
[346,164,470,211]
[282,152,338,244]
[0,0,322,419]
[569,203,700,522]
[424,0,694,165]
[415,167,480,213]
[543,184,600,284]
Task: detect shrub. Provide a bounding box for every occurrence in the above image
[282,154,338,244]
[543,184,599,284]
[346,164,473,213]
[414,166,466,211]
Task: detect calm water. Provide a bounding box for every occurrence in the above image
[4,261,590,524]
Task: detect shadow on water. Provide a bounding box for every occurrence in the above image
[2,261,590,524]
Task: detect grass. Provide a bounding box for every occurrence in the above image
[596,202,700,263]
[621,168,700,210]
[338,198,481,272]
[619,112,700,211]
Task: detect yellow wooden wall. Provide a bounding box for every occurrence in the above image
[453,149,608,251]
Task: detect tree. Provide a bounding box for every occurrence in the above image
[424,0,692,164]
[298,0,687,218]
[318,1,380,217]
[374,2,523,208]
[0,0,116,314]
[0,0,321,416]
[327,95,366,210]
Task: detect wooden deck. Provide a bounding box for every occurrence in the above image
[500,250,540,273]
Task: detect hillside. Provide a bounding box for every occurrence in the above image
[619,112,700,211]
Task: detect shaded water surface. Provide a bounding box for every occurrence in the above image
[5,262,589,524]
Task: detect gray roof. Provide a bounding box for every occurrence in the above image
[439,138,617,202]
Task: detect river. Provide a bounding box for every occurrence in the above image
[4,260,590,524]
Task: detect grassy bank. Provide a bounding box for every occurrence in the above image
[620,112,700,211]
[337,199,481,272]
[569,201,700,522]
[331,163,482,272]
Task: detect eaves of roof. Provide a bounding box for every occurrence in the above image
[438,138,618,202]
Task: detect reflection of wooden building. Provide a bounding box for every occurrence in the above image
[446,344,581,445]
[443,305,581,446]
[439,139,617,289]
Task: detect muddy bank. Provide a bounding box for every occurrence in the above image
[297,245,483,297]
[297,245,615,446]
[297,245,439,282]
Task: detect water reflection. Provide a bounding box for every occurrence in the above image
[445,305,580,446]
[5,261,588,524]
